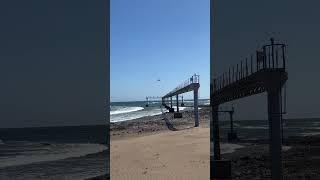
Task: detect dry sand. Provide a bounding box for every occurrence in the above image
[111,127,210,180]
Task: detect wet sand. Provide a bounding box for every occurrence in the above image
[110,107,210,180]
[216,135,320,179]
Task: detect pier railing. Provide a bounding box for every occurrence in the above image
[213,38,286,92]
[168,74,200,95]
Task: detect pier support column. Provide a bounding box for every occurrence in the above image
[174,95,182,118]
[181,95,185,107]
[176,95,179,112]
[170,97,173,108]
[227,108,237,142]
[194,87,199,127]
[146,97,149,107]
[267,88,282,180]
[211,104,231,179]
[211,105,221,160]
[230,112,233,134]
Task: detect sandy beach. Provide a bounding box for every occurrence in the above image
[110,107,320,179]
[110,107,210,180]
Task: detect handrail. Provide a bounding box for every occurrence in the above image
[167,74,200,95]
[213,38,286,92]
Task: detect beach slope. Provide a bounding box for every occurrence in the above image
[111,127,209,180]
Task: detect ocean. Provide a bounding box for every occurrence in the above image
[0,125,108,180]
[110,99,210,122]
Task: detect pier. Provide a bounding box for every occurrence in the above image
[145,96,162,107]
[162,74,200,127]
[211,38,288,179]
[217,107,237,142]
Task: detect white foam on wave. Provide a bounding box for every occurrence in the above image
[241,126,268,130]
[305,127,320,130]
[171,106,187,111]
[221,143,244,154]
[300,132,320,137]
[210,143,244,154]
[0,143,107,168]
[282,146,291,152]
[110,104,202,123]
[111,108,163,123]
[312,122,320,126]
[110,106,144,115]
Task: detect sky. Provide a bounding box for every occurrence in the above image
[0,1,107,128]
[110,0,210,102]
[213,0,320,120]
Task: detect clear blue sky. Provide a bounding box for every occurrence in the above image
[111,0,210,102]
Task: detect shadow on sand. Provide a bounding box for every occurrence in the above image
[162,116,178,131]
[160,105,194,131]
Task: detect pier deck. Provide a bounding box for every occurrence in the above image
[211,38,288,180]
[162,74,200,127]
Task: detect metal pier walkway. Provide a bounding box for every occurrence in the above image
[162,74,200,127]
[211,38,288,180]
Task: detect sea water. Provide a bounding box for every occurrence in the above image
[110,99,210,122]
[0,125,108,180]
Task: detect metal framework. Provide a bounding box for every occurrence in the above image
[211,38,288,180]
[162,74,200,126]
[217,107,236,142]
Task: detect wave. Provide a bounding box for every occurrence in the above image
[0,139,4,145]
[111,109,163,123]
[300,132,320,137]
[282,146,291,152]
[0,142,107,168]
[221,143,244,154]
[171,106,187,111]
[312,122,320,126]
[304,127,320,130]
[241,126,268,130]
[110,104,199,123]
[211,143,244,154]
[110,106,144,115]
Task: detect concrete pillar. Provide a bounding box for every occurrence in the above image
[194,88,199,127]
[230,112,234,134]
[176,95,179,112]
[170,97,173,108]
[146,97,149,107]
[212,105,221,160]
[181,95,185,107]
[267,88,282,180]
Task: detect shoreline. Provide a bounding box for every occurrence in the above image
[110,107,210,180]
[110,106,210,140]
[111,108,320,179]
